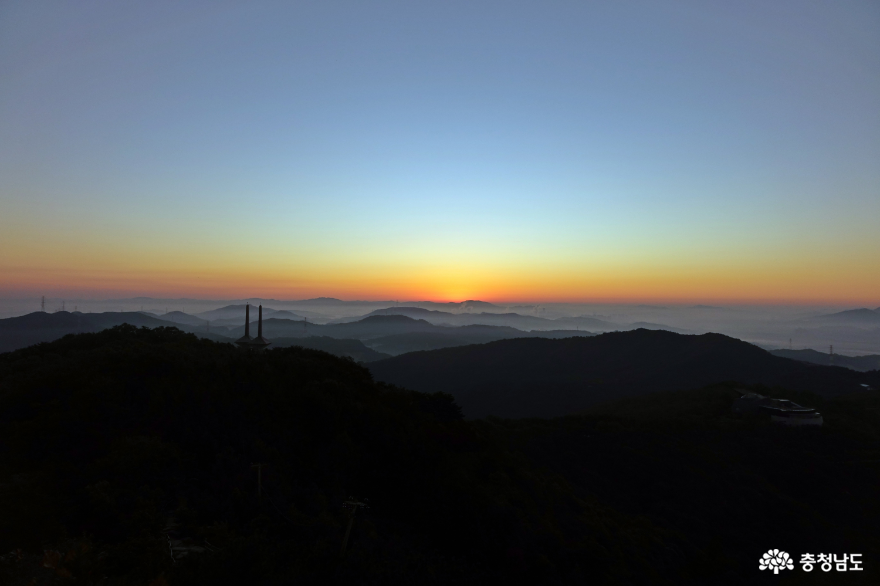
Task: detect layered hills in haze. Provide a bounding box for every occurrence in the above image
[769,348,880,372]
[225,314,592,355]
[0,312,592,360]
[347,306,618,331]
[812,307,880,325]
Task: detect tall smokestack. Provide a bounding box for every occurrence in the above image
[236,302,255,348]
[250,304,271,349]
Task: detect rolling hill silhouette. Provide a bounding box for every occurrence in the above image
[0,311,185,353]
[392,299,504,312]
[769,348,880,372]
[227,314,438,340]
[364,327,592,356]
[156,310,207,326]
[363,306,618,331]
[228,315,593,354]
[369,329,880,418]
[812,308,880,324]
[195,304,304,321]
[269,335,391,362]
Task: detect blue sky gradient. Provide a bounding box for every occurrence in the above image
[1,1,878,302]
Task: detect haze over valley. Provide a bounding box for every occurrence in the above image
[3,297,879,357]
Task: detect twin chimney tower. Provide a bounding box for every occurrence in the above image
[235,303,271,350]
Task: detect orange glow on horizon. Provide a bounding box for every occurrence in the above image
[2,262,878,306]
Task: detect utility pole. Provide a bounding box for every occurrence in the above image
[829,345,834,365]
[41,296,45,312]
[340,498,368,557]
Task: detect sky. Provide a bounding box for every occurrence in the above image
[1,0,878,304]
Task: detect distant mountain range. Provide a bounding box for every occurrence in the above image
[357,306,689,335]
[769,348,880,372]
[0,311,594,357]
[226,314,592,353]
[152,310,207,326]
[811,307,880,324]
[369,329,880,418]
[195,304,306,321]
[789,324,880,354]
[227,315,436,340]
[356,306,618,331]
[397,299,503,312]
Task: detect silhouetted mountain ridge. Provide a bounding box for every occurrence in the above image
[812,308,880,324]
[369,329,879,418]
[269,335,391,362]
[0,311,188,353]
[769,348,880,372]
[363,306,618,331]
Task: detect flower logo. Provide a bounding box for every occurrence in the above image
[759,549,793,574]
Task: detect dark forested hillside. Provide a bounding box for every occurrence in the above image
[270,335,391,362]
[502,384,880,584]
[1,327,878,584]
[0,327,671,585]
[369,329,880,418]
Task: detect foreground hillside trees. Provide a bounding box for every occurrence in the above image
[1,326,878,584]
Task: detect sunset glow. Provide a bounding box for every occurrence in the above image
[1,1,878,305]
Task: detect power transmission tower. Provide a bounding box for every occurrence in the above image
[41,296,45,312]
